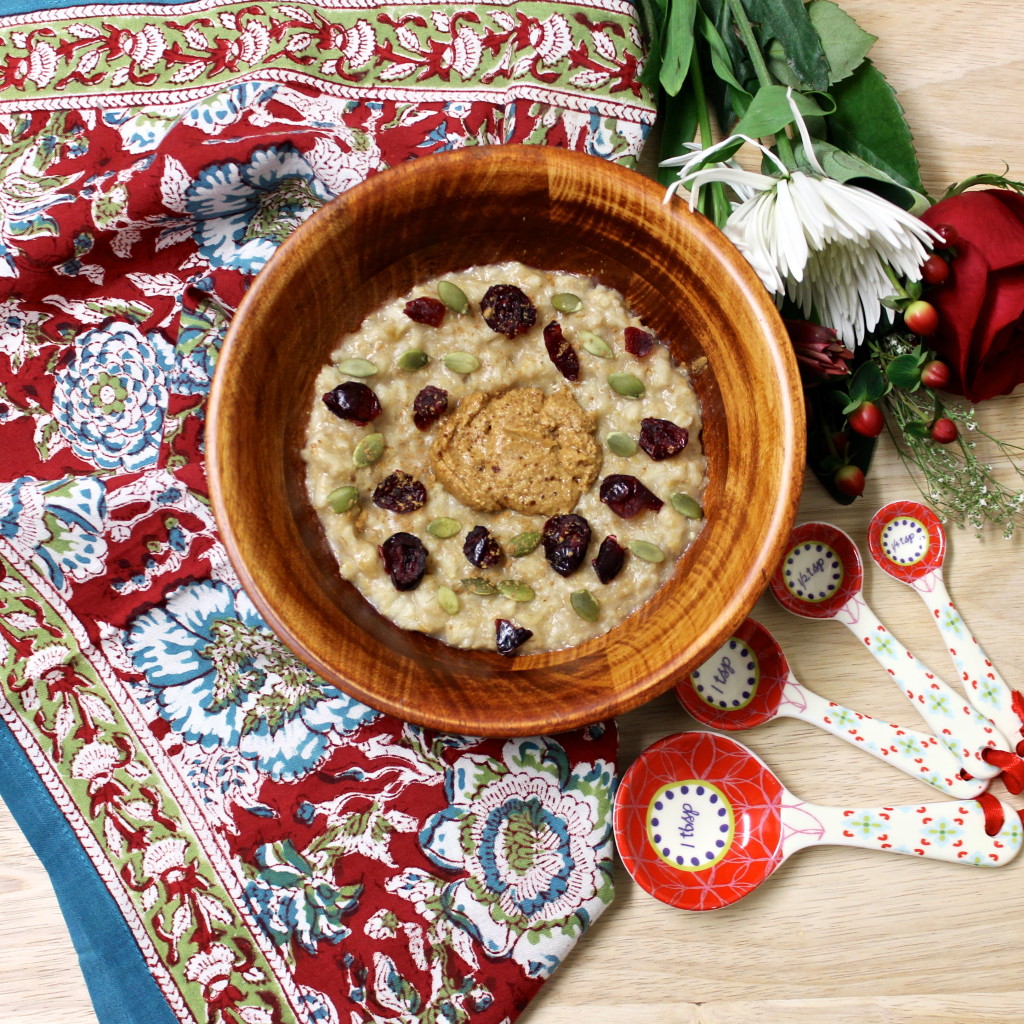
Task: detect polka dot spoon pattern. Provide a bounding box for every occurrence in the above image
[676,617,986,798]
[613,731,1023,912]
[868,500,1024,751]
[770,522,1009,780]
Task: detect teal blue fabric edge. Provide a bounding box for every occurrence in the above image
[0,715,179,1024]
[0,0,198,11]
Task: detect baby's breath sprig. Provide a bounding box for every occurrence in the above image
[872,334,1024,536]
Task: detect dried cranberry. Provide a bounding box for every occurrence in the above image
[542,514,591,577]
[624,326,656,358]
[322,381,382,426]
[379,532,427,591]
[543,320,580,381]
[495,618,533,656]
[481,284,537,339]
[413,385,449,430]
[403,297,446,327]
[372,471,427,513]
[599,474,663,518]
[592,535,626,583]
[464,525,503,568]
[639,417,689,460]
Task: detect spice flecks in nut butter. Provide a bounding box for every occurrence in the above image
[430,387,601,516]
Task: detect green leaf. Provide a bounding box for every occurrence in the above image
[885,353,923,391]
[827,59,924,194]
[796,139,930,213]
[637,0,668,88]
[807,0,876,85]
[696,9,753,114]
[656,88,700,186]
[904,420,931,439]
[732,84,827,139]
[660,0,699,96]
[744,0,830,91]
[849,361,888,404]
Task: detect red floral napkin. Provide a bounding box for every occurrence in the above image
[0,1,654,1021]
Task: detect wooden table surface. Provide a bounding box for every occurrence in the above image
[3,2,1023,1021]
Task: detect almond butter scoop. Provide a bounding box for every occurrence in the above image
[430,387,602,516]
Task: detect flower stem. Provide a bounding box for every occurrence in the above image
[690,41,732,226]
[723,0,795,165]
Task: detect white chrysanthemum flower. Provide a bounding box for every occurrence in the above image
[662,93,939,348]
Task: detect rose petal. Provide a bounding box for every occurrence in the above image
[924,190,1024,272]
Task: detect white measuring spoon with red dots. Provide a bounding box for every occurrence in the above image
[867,499,1024,751]
[613,731,1023,912]
[676,617,986,798]
[770,522,1009,780]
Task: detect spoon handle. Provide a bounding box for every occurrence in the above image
[782,796,1022,866]
[781,677,987,798]
[908,568,1023,749]
[835,595,1007,778]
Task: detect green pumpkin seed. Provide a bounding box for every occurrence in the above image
[427,517,462,539]
[498,580,535,602]
[508,531,542,558]
[437,585,460,615]
[352,432,385,467]
[338,357,378,378]
[580,330,613,358]
[570,589,600,622]
[551,292,583,314]
[670,493,703,519]
[608,372,645,398]
[606,432,638,457]
[443,351,480,374]
[397,349,429,372]
[326,485,359,513]
[461,577,497,596]
[629,539,665,563]
[437,280,469,314]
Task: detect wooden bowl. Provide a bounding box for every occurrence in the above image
[208,146,805,736]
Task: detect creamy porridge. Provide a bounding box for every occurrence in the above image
[301,262,706,654]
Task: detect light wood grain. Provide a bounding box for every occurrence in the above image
[4,2,1024,1022]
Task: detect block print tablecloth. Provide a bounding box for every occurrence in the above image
[0,3,656,1022]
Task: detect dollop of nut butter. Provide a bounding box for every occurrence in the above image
[430,387,602,516]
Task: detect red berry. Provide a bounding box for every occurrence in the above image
[904,300,939,336]
[931,417,958,444]
[932,223,960,249]
[920,359,951,390]
[920,254,949,286]
[834,465,865,498]
[848,401,884,438]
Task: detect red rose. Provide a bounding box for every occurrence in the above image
[921,189,1024,402]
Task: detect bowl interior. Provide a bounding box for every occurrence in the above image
[208,146,805,736]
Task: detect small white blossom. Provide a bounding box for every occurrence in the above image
[662,91,939,348]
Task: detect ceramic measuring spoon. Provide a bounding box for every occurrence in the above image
[770,521,1009,780]
[613,731,1022,912]
[676,617,986,799]
[868,499,1023,750]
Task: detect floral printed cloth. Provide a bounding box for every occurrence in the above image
[0,1,654,1022]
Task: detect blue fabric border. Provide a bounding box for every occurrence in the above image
[0,0,199,12]
[0,715,178,1024]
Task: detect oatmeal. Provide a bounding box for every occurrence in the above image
[301,262,706,654]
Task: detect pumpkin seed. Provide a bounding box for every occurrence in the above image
[338,357,378,378]
[326,484,359,513]
[461,577,497,596]
[497,580,535,602]
[608,372,645,398]
[606,432,638,457]
[508,531,542,558]
[551,292,583,314]
[437,585,460,615]
[628,539,665,563]
[670,493,703,519]
[427,517,462,539]
[580,330,613,358]
[570,589,600,622]
[352,432,385,467]
[443,351,480,374]
[437,280,469,314]
[397,349,429,372]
